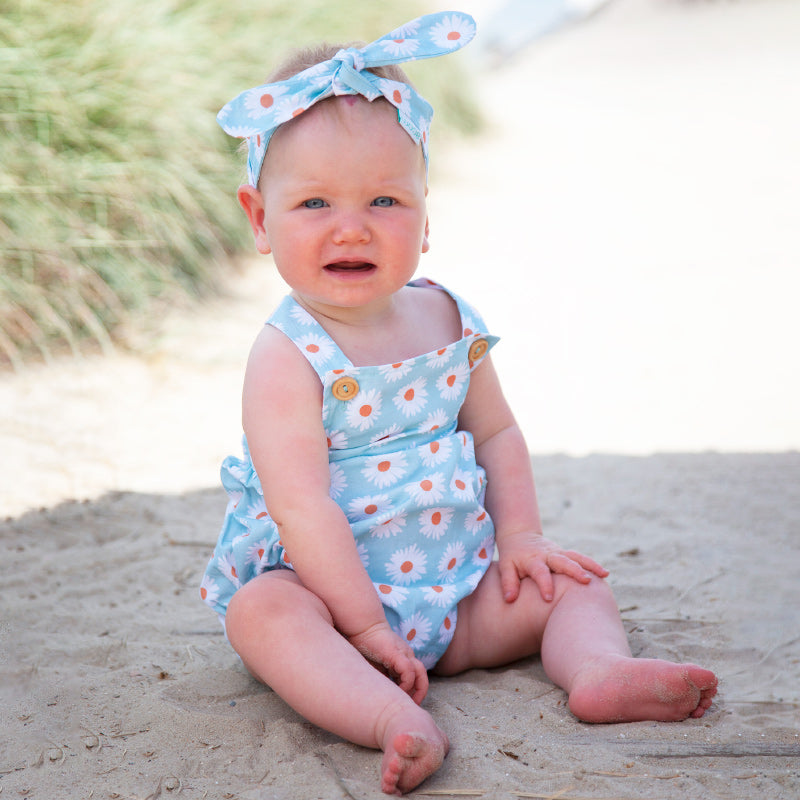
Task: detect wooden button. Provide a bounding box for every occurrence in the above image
[331,376,359,400]
[468,337,489,363]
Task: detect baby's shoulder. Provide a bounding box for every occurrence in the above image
[244,322,321,395]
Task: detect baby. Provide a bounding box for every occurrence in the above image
[201,12,717,795]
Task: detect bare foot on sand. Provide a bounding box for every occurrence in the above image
[567,655,718,723]
[380,714,450,796]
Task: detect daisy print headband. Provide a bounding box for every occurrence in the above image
[217,11,477,187]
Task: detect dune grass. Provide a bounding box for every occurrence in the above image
[0,0,481,367]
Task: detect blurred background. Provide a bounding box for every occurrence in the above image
[2,0,799,516]
[429,0,800,455]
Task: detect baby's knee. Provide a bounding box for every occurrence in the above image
[551,572,613,604]
[227,571,332,638]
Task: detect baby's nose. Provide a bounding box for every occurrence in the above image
[332,212,370,244]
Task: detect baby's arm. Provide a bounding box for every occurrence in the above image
[458,356,607,603]
[241,325,427,701]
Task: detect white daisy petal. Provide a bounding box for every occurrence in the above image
[385,544,427,585]
[345,388,382,431]
[361,452,408,488]
[393,377,428,418]
[399,612,432,649]
[375,582,409,609]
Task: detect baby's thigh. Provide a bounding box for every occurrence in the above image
[434,565,564,675]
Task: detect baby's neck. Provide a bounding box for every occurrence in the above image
[292,286,462,367]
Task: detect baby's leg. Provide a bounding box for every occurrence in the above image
[225,571,448,795]
[436,565,717,723]
[539,575,718,723]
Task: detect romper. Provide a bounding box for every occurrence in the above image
[200,278,499,669]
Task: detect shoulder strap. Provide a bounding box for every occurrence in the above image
[266,295,353,377]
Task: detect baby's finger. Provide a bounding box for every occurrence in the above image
[563,550,609,578]
[524,557,555,602]
[409,660,429,705]
[394,654,428,704]
[546,552,592,583]
[498,559,522,603]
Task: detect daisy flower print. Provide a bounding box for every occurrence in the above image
[246,539,271,568]
[296,332,335,366]
[429,14,476,49]
[288,302,315,326]
[422,409,449,434]
[245,497,268,522]
[380,80,413,111]
[399,612,432,649]
[217,552,242,589]
[389,16,422,39]
[378,361,413,383]
[393,377,428,418]
[375,582,409,610]
[438,611,457,645]
[347,493,392,523]
[423,583,457,609]
[370,424,403,446]
[459,431,475,462]
[451,469,475,502]
[273,95,308,124]
[370,512,406,539]
[465,506,490,535]
[420,437,452,468]
[361,452,408,488]
[438,541,466,582]
[356,540,370,569]
[326,429,349,451]
[419,507,453,540]
[473,535,495,568]
[199,575,220,606]
[345,388,382,431]
[380,35,419,57]
[385,544,428,585]
[436,362,470,401]
[426,346,453,369]
[328,462,348,500]
[406,472,447,506]
[244,84,289,119]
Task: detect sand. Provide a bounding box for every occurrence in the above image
[2,1,799,798]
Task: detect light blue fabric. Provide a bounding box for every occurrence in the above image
[200,279,498,669]
[216,11,476,186]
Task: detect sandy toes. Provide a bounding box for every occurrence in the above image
[380,725,450,796]
[567,655,718,723]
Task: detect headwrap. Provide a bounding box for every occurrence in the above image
[217,11,476,186]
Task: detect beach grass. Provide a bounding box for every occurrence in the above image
[0,0,480,367]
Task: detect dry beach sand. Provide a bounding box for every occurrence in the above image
[2,1,799,798]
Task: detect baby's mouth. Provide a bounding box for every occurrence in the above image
[324,261,376,273]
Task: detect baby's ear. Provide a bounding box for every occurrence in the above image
[421,215,430,254]
[237,185,271,254]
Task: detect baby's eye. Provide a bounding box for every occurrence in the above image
[302,198,327,209]
[371,196,396,207]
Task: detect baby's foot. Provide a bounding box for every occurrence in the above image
[567,654,718,723]
[380,711,449,796]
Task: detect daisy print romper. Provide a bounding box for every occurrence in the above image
[201,279,499,669]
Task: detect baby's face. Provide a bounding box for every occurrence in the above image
[249,96,429,316]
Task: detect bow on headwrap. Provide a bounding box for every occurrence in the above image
[217,11,476,186]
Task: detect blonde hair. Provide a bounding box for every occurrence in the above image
[267,41,414,85]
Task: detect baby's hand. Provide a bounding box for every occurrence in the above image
[497,531,609,603]
[348,622,429,705]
